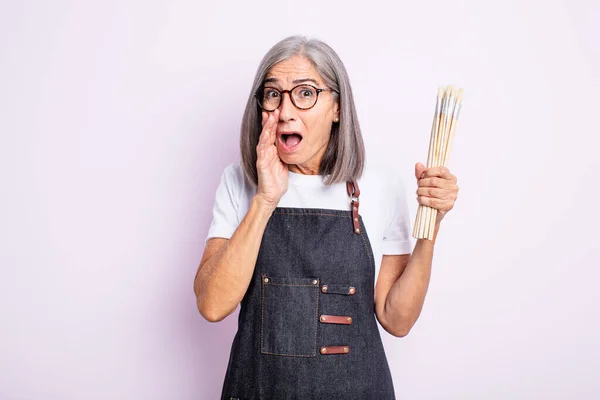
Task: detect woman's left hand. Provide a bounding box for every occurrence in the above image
[415,162,459,224]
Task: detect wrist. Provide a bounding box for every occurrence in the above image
[252,194,277,217]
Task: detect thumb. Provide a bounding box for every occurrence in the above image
[415,162,427,181]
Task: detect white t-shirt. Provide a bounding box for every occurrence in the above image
[205,161,414,284]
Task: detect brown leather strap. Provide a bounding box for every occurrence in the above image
[346,180,360,197]
[320,345,350,355]
[319,315,353,325]
[346,180,361,235]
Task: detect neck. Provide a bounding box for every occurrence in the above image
[288,164,320,175]
[287,142,329,175]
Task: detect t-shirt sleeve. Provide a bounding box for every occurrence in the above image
[205,163,242,243]
[381,174,413,255]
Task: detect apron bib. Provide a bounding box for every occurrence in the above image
[221,181,395,399]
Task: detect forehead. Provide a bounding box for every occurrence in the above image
[264,55,323,85]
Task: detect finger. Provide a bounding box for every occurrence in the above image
[256,146,265,165]
[418,177,455,189]
[416,187,453,199]
[414,162,426,180]
[258,113,274,145]
[261,111,269,127]
[269,109,279,144]
[420,166,455,180]
[417,196,454,211]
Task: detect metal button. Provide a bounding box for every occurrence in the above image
[343,347,349,353]
[354,217,358,222]
[312,279,318,285]
[349,287,356,295]
[320,316,327,322]
[353,206,357,212]
[264,278,269,283]
[355,228,360,234]
[347,317,352,323]
[321,285,328,293]
[320,347,327,354]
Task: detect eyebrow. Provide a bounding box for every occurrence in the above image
[263,77,320,86]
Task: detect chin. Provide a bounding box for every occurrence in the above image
[278,152,301,165]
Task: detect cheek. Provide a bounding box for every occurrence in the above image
[302,114,332,143]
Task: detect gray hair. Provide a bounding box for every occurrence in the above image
[239,35,365,186]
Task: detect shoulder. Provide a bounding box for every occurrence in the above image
[221,161,245,182]
[358,162,408,197]
[219,161,256,214]
[218,161,252,192]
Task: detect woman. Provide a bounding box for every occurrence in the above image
[194,35,459,399]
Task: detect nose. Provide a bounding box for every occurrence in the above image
[278,91,296,122]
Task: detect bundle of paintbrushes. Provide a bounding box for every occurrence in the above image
[412,86,464,240]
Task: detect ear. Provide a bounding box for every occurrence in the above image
[333,100,340,121]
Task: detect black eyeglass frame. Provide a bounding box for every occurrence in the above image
[254,84,339,111]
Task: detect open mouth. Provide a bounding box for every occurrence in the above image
[279,132,303,152]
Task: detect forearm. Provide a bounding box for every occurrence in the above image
[384,222,440,335]
[195,196,274,321]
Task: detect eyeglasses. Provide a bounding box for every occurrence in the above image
[255,84,338,112]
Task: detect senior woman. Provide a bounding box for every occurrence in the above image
[194,35,459,399]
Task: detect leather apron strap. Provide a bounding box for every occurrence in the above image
[346,180,361,235]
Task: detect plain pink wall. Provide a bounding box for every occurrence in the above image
[1,0,599,399]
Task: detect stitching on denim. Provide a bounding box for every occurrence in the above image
[358,217,375,273]
[260,274,265,354]
[264,283,318,287]
[261,351,316,357]
[275,212,348,218]
[314,281,319,356]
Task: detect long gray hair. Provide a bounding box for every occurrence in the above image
[240,35,365,186]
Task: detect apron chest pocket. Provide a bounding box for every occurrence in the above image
[260,274,319,357]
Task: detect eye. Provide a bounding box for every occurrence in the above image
[264,89,280,99]
[298,87,315,98]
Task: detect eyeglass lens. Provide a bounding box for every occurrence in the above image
[260,85,318,111]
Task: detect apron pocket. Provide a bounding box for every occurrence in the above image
[260,274,319,357]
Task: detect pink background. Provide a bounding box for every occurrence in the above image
[1,0,599,399]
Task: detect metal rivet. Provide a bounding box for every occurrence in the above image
[264,278,269,283]
[349,287,356,295]
[321,285,328,293]
[320,316,326,322]
[355,228,360,234]
[347,317,352,323]
[312,279,318,285]
[353,206,357,212]
[343,347,349,353]
[320,347,327,354]
[354,217,358,222]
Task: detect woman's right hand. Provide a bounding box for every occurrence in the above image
[255,109,288,211]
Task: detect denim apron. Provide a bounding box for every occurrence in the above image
[221,181,396,399]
